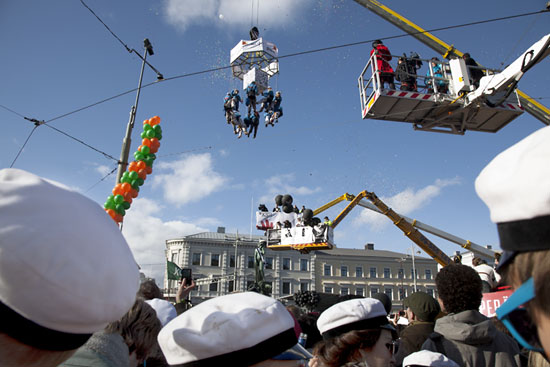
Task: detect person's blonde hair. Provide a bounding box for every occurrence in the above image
[0,333,76,367]
[105,298,161,362]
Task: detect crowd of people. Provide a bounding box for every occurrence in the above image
[224,84,283,139]
[370,40,484,94]
[2,126,550,367]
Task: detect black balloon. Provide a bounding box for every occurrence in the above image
[275,195,283,206]
[312,217,321,226]
[302,209,313,221]
[282,194,293,206]
[282,204,293,214]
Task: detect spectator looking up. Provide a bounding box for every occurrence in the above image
[472,257,497,293]
[370,40,396,89]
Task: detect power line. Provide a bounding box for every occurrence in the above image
[42,8,548,124]
[157,145,213,158]
[79,0,131,53]
[0,104,25,118]
[84,165,118,193]
[10,126,38,168]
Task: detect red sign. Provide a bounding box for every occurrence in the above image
[479,289,513,317]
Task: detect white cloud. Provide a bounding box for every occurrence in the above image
[95,164,111,177]
[163,0,311,32]
[353,177,461,231]
[153,153,229,206]
[121,198,208,284]
[258,173,321,205]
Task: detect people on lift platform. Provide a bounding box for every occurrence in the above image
[370,40,396,89]
[425,57,448,94]
[245,81,258,114]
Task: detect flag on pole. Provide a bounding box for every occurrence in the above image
[166,260,182,280]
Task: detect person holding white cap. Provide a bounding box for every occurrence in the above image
[158,292,310,367]
[312,298,397,367]
[0,168,140,366]
[402,350,459,367]
[475,125,550,359]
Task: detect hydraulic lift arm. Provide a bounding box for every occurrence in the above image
[353,0,550,125]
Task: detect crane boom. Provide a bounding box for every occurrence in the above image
[353,0,550,126]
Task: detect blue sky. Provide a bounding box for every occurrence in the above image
[2,0,549,283]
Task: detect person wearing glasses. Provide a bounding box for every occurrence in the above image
[475,125,550,359]
[311,298,398,367]
[421,264,521,366]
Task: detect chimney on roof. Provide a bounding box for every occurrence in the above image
[217,227,226,234]
[365,243,374,250]
[486,245,492,250]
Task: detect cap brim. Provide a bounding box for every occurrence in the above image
[496,250,517,271]
[272,344,313,360]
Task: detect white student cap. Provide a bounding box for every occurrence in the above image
[403,351,460,367]
[158,292,297,366]
[0,169,139,350]
[317,298,395,340]
[475,126,550,268]
[145,298,177,326]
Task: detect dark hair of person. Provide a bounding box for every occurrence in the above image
[503,250,550,320]
[435,264,482,314]
[314,329,382,367]
[297,313,322,349]
[137,279,163,300]
[472,257,482,266]
[494,252,501,262]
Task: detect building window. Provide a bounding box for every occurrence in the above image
[300,282,309,291]
[425,269,432,280]
[341,266,348,277]
[426,288,434,297]
[300,259,309,271]
[209,282,218,292]
[355,266,363,278]
[411,268,418,279]
[229,254,236,268]
[324,264,332,276]
[248,256,255,268]
[341,287,349,296]
[384,268,391,279]
[282,281,291,295]
[282,258,291,270]
[398,268,404,279]
[266,257,273,270]
[399,288,406,300]
[211,254,220,267]
[370,287,379,296]
[385,288,393,300]
[356,287,364,296]
[228,280,234,292]
[192,253,201,266]
[370,267,377,278]
[171,252,177,262]
[325,286,333,293]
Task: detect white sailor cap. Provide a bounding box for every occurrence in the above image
[403,350,460,367]
[157,292,297,366]
[475,126,550,268]
[145,298,177,327]
[317,298,395,340]
[0,169,139,350]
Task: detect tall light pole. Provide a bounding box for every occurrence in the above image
[409,245,421,293]
[115,38,163,184]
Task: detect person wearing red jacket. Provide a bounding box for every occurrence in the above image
[370,40,396,89]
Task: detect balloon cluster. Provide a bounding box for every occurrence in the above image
[274,194,294,213]
[293,290,320,311]
[104,116,162,223]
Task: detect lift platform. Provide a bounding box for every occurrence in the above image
[358,54,524,135]
[265,226,334,253]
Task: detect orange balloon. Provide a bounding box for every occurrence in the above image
[138,169,147,180]
[112,183,123,196]
[137,160,146,170]
[149,145,158,154]
[121,182,132,193]
[130,188,139,198]
[128,162,137,172]
[115,214,123,223]
[123,192,133,204]
[150,137,159,147]
[145,166,152,174]
[142,138,151,147]
[149,116,161,126]
[143,119,150,125]
[106,209,117,219]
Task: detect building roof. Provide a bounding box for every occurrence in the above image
[168,231,265,242]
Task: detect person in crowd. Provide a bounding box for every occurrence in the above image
[393,292,440,366]
[402,351,459,367]
[223,91,233,124]
[395,56,416,91]
[293,205,300,214]
[425,57,447,93]
[472,257,497,293]
[246,81,258,114]
[462,53,484,88]
[158,292,306,367]
[174,277,196,315]
[271,91,283,124]
[300,205,306,214]
[312,298,397,367]
[61,298,162,367]
[142,298,179,367]
[371,293,393,316]
[248,111,260,139]
[259,204,269,212]
[231,89,243,111]
[259,86,275,112]
[297,313,322,351]
[323,216,332,226]
[475,125,550,359]
[421,264,522,366]
[266,110,275,127]
[137,279,163,300]
[370,40,396,89]
[0,169,139,367]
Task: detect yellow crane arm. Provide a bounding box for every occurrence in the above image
[312,193,354,216]
[353,0,550,126]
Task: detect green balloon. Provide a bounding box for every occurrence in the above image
[107,194,114,201]
[104,201,115,210]
[153,125,162,134]
[122,171,130,179]
[140,131,147,139]
[137,178,145,186]
[146,129,156,138]
[115,204,126,216]
[156,133,162,141]
[143,124,153,131]
[122,201,131,210]
[134,152,145,161]
[149,153,156,161]
[144,157,154,167]
[114,194,125,204]
[130,179,139,189]
[129,171,139,180]
[140,145,150,155]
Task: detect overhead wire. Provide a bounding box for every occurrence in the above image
[10,126,39,168]
[79,0,131,53]
[84,165,118,193]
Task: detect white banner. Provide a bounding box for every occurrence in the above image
[256,211,299,230]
